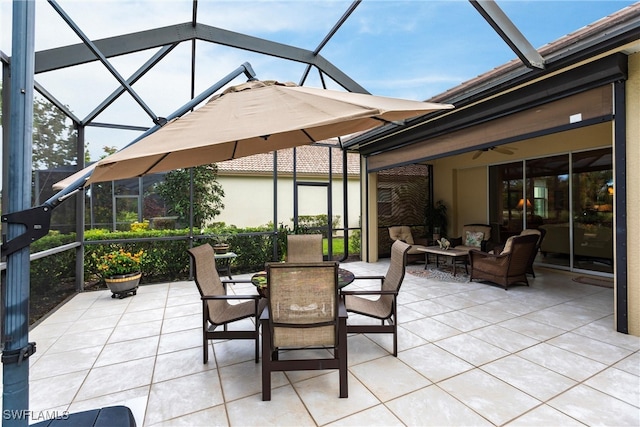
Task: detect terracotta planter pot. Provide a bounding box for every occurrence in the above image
[213,244,229,254]
[105,272,141,299]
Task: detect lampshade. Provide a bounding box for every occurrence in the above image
[517,198,532,210]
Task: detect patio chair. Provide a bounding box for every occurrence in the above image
[519,228,546,277]
[341,240,411,356]
[187,244,265,364]
[450,223,494,253]
[286,234,323,262]
[261,261,347,401]
[468,233,539,289]
[388,226,429,264]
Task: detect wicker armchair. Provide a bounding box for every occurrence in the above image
[341,240,410,356]
[286,234,323,262]
[187,244,265,363]
[469,234,539,290]
[388,226,428,264]
[520,228,546,277]
[450,223,494,253]
[261,261,347,401]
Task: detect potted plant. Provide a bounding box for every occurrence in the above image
[425,200,448,241]
[94,248,144,298]
[212,235,230,254]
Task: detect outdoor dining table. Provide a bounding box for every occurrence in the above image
[251,267,355,298]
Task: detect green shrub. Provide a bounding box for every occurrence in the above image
[349,229,361,254]
[294,214,340,237]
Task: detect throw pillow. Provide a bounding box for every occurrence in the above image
[465,231,484,247]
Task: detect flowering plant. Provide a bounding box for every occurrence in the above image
[94,248,144,278]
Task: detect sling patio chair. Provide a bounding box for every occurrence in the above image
[286,234,324,262]
[341,240,411,356]
[187,243,266,364]
[261,261,348,401]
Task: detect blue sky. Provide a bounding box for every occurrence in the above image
[1,0,637,161]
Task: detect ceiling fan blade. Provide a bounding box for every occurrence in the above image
[472,150,483,160]
[493,146,514,155]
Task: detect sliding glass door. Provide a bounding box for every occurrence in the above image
[572,148,614,273]
[489,147,613,275]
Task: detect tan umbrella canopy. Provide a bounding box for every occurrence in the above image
[54,80,453,189]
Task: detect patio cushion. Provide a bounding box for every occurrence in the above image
[500,235,517,255]
[388,226,414,245]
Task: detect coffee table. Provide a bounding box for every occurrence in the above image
[416,246,469,276]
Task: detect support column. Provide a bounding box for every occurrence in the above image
[625,52,640,336]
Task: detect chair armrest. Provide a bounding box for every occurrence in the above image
[449,236,462,247]
[202,294,261,301]
[469,250,500,260]
[338,301,347,318]
[340,289,397,296]
[481,240,500,252]
[221,278,254,285]
[353,275,385,281]
[492,244,505,254]
[413,237,430,246]
[469,250,510,268]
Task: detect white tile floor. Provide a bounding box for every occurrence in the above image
[12,261,640,426]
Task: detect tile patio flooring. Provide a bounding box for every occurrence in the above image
[17,261,640,426]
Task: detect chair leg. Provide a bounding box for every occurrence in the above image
[203,305,209,364]
[254,318,260,363]
[392,329,398,357]
[338,317,348,398]
[203,330,208,364]
[392,302,398,357]
[261,319,271,401]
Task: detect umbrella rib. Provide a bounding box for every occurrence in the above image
[232,142,238,159]
[371,116,399,125]
[142,153,171,175]
[302,129,317,143]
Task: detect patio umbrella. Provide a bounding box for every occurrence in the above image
[54,80,453,188]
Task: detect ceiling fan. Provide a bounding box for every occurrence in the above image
[472,145,516,160]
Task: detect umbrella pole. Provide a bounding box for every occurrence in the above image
[2,1,36,425]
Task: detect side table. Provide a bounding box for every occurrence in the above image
[214,252,237,279]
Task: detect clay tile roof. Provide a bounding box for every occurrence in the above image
[217,140,360,176]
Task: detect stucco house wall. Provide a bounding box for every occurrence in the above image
[214,145,361,231]
[215,173,361,230]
